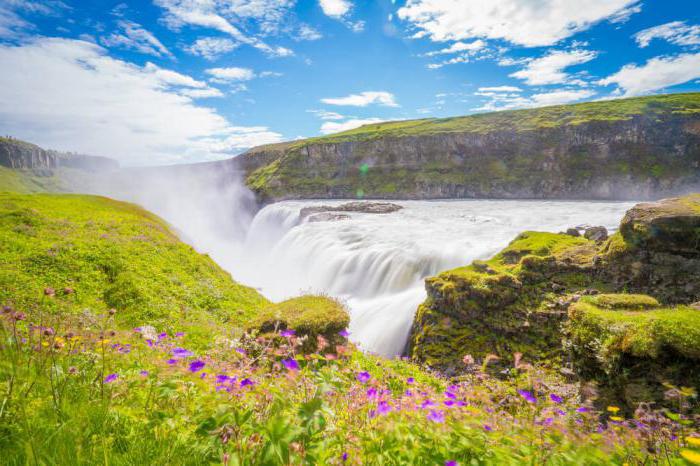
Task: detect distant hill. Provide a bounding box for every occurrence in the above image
[0,136,119,172]
[238,92,700,201]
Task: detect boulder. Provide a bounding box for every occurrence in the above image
[300,201,403,220]
[583,226,608,242]
[565,228,581,237]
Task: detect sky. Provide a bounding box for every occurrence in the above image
[0,0,699,166]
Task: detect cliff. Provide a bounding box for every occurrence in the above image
[0,136,119,172]
[409,194,700,409]
[241,93,700,201]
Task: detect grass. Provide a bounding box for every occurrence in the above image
[0,193,268,344]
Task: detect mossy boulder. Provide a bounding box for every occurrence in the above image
[565,295,700,410]
[620,194,700,256]
[247,295,350,352]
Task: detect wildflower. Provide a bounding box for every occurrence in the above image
[446,461,458,466]
[356,371,371,383]
[681,450,700,464]
[200,372,207,379]
[216,374,230,384]
[610,416,624,422]
[280,329,296,337]
[104,373,118,383]
[68,366,77,374]
[462,354,475,365]
[377,401,392,415]
[43,327,55,336]
[483,424,493,431]
[338,329,350,338]
[240,378,254,387]
[341,452,348,462]
[576,407,589,413]
[158,332,167,340]
[108,308,116,316]
[687,437,700,447]
[427,410,445,423]
[517,389,537,404]
[406,377,415,384]
[175,332,185,337]
[13,312,26,321]
[366,387,378,398]
[44,287,55,297]
[550,394,563,404]
[139,370,149,377]
[282,358,300,371]
[166,358,178,365]
[607,406,620,414]
[188,360,206,372]
[172,347,193,358]
[235,348,247,355]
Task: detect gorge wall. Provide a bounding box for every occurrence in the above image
[0,137,119,172]
[239,93,700,202]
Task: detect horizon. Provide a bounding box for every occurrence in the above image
[0,0,699,166]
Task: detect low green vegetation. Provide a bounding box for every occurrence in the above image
[0,193,268,343]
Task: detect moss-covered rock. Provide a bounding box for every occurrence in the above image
[565,295,700,410]
[247,295,350,352]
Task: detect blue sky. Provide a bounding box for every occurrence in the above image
[0,0,699,165]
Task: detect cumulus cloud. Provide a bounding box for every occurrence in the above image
[206,67,256,82]
[0,38,282,165]
[101,20,173,58]
[319,0,352,18]
[473,87,595,111]
[599,53,700,96]
[297,24,323,41]
[0,0,69,39]
[398,0,641,47]
[321,91,399,107]
[425,40,485,56]
[185,37,239,60]
[509,49,597,85]
[154,0,294,57]
[634,21,700,48]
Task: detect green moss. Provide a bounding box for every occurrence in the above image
[247,295,349,350]
[0,193,268,339]
[587,293,660,310]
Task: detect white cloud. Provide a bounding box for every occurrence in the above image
[154,0,294,57]
[101,20,173,58]
[509,49,597,85]
[473,87,595,111]
[185,37,239,60]
[0,0,69,39]
[397,0,640,47]
[634,21,700,48]
[319,0,352,18]
[206,67,256,82]
[321,91,399,107]
[599,53,700,96]
[179,88,225,98]
[320,118,386,134]
[307,109,345,120]
[297,24,322,41]
[426,40,485,56]
[0,38,282,165]
[477,86,522,93]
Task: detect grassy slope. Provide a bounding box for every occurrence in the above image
[0,193,268,342]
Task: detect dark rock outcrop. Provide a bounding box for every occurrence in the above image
[299,201,403,220]
[0,137,118,172]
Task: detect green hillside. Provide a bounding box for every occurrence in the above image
[0,193,268,341]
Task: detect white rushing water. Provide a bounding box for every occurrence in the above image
[219,199,634,357]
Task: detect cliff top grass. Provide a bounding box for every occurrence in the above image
[260,93,700,148]
[568,296,700,360]
[0,193,268,342]
[0,166,85,193]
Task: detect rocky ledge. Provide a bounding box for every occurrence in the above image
[409,194,700,410]
[299,201,403,221]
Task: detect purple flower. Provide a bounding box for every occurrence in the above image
[517,389,537,404]
[175,332,185,337]
[200,372,207,379]
[146,339,155,348]
[576,407,589,413]
[280,329,296,337]
[427,410,445,423]
[446,461,458,466]
[356,371,371,383]
[157,332,167,340]
[172,347,193,358]
[216,374,230,384]
[338,329,350,338]
[366,387,378,398]
[166,358,178,365]
[188,360,205,372]
[282,358,300,371]
[483,424,493,431]
[341,452,348,462]
[377,401,392,415]
[139,370,149,377]
[104,373,118,383]
[406,377,415,384]
[421,399,437,409]
[240,378,254,387]
[235,348,247,355]
[550,394,563,404]
[133,327,142,333]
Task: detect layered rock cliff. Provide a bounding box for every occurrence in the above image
[0,137,119,172]
[241,93,700,201]
[409,194,700,410]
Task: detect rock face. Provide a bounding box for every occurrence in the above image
[242,93,700,201]
[299,201,403,220]
[0,137,118,172]
[409,194,700,408]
